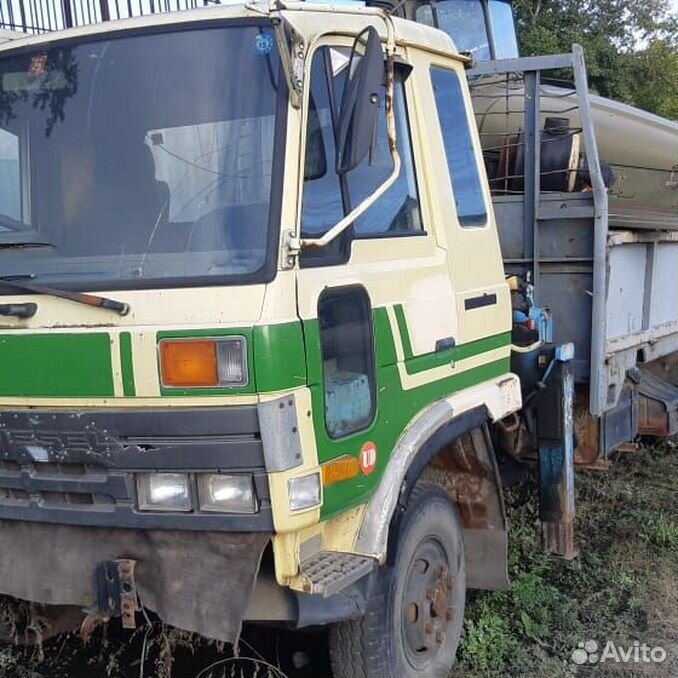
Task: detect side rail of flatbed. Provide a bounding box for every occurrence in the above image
[468,48,678,462]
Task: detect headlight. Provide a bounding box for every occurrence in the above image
[197,474,257,514]
[159,336,248,388]
[288,472,321,512]
[137,473,192,512]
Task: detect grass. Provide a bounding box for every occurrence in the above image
[1,441,677,677]
[452,440,678,678]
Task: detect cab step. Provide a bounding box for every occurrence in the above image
[299,551,376,597]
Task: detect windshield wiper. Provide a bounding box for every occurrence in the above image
[0,275,130,317]
[0,230,57,249]
[0,241,56,249]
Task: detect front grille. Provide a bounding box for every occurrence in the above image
[0,407,272,532]
[0,488,29,504]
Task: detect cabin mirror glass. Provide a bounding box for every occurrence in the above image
[335,26,384,175]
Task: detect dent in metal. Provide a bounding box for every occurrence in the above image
[258,394,303,472]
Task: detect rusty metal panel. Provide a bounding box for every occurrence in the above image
[637,369,678,437]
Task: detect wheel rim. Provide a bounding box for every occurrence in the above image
[400,537,460,670]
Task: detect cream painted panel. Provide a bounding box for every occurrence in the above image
[296,239,451,323]
[403,273,458,355]
[133,328,162,398]
[455,284,512,344]
[264,388,321,535]
[408,49,511,345]
[272,504,367,584]
[259,271,300,325]
[108,332,124,398]
[0,284,267,330]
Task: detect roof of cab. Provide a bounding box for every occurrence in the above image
[0,1,458,59]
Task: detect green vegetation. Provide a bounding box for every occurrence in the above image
[514,0,678,119]
[452,441,678,678]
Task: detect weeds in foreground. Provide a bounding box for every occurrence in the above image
[453,441,678,678]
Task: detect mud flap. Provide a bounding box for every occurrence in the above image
[0,521,270,644]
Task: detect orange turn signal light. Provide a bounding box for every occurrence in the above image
[160,339,218,387]
[322,456,360,486]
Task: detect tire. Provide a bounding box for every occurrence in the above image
[329,481,466,678]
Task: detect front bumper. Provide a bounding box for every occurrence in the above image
[0,406,272,531]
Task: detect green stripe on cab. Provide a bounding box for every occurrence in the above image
[0,333,114,397]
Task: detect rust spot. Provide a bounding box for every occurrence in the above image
[422,429,504,531]
[574,390,601,465]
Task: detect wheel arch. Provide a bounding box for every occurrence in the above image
[355,377,519,590]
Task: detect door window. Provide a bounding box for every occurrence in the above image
[318,286,376,438]
[301,46,423,266]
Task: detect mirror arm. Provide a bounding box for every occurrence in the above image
[295,48,400,251]
[295,151,402,250]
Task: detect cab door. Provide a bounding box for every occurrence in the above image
[413,54,511,353]
[294,38,460,518]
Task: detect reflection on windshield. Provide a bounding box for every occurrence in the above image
[417,0,491,60]
[489,0,519,58]
[0,24,284,289]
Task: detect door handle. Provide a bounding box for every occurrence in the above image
[464,293,498,311]
[435,336,456,352]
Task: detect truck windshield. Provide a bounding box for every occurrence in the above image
[416,0,518,60]
[0,24,285,290]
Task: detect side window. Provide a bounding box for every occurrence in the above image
[318,286,376,438]
[301,46,422,266]
[430,67,488,227]
[0,129,21,223]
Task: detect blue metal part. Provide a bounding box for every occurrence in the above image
[537,357,577,559]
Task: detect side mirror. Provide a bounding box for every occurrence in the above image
[335,26,385,175]
[304,94,327,181]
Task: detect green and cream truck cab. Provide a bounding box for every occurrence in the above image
[0,2,676,677]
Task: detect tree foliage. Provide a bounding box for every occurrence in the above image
[513,0,678,119]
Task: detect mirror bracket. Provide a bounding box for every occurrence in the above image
[272,15,306,108]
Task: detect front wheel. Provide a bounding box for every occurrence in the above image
[329,482,466,678]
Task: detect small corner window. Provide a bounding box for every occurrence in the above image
[416,0,491,61]
[488,0,519,59]
[300,46,423,267]
[430,67,488,227]
[318,286,376,438]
